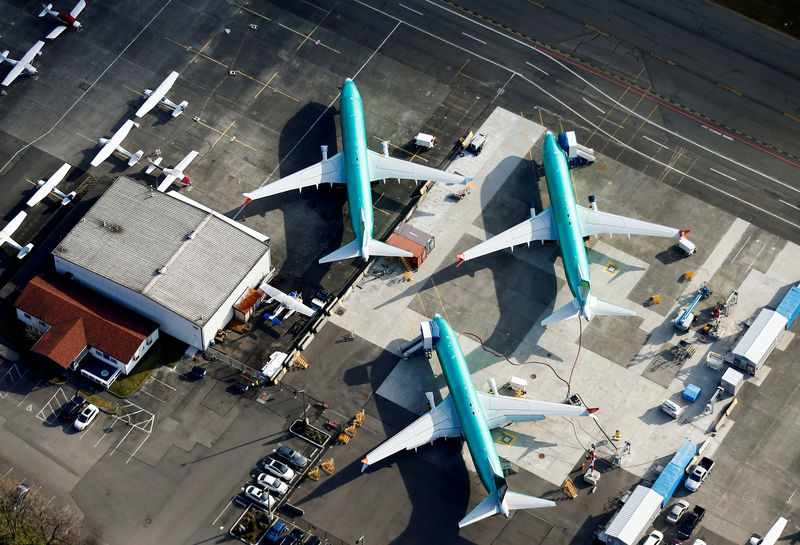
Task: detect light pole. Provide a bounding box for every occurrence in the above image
[299,389,308,424]
[356,536,365,545]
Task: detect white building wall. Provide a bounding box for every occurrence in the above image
[120,329,160,374]
[16,309,48,331]
[55,256,204,348]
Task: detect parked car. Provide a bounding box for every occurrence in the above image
[276,445,308,469]
[244,485,275,509]
[12,483,29,511]
[278,528,306,545]
[642,530,664,545]
[666,499,690,524]
[690,540,707,545]
[257,473,289,496]
[60,395,86,422]
[260,457,295,482]
[685,457,715,492]
[73,404,99,431]
[264,520,287,543]
[677,505,706,539]
[304,536,321,545]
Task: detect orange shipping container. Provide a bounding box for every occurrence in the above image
[386,233,426,269]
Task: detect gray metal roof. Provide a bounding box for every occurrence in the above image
[54,177,270,324]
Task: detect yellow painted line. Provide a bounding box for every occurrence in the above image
[299,0,329,12]
[449,58,471,87]
[584,23,609,37]
[122,84,144,97]
[196,120,257,151]
[411,282,429,318]
[649,51,676,66]
[604,262,619,276]
[24,178,37,187]
[370,136,429,162]
[429,276,451,324]
[457,96,481,125]
[229,1,272,20]
[617,104,658,160]
[446,94,473,105]
[716,82,743,96]
[784,112,800,124]
[189,40,212,66]
[526,0,545,7]
[211,120,236,149]
[443,101,469,113]
[497,431,517,446]
[76,132,97,144]
[538,107,544,127]
[277,23,340,54]
[457,71,486,85]
[599,87,649,154]
[254,71,278,99]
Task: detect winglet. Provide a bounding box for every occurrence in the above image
[587,407,599,414]
[360,458,369,472]
[678,229,691,238]
[243,198,251,206]
[456,253,466,267]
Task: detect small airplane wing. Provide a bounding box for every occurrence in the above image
[2,41,44,87]
[45,26,67,40]
[457,208,556,264]
[759,517,788,545]
[135,71,179,118]
[576,206,680,238]
[476,391,596,428]
[27,163,70,206]
[70,0,87,18]
[243,152,345,203]
[91,119,136,167]
[259,283,315,317]
[156,175,177,193]
[367,150,470,185]
[174,149,199,172]
[361,396,462,470]
[1,211,27,237]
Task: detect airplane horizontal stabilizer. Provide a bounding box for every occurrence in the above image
[458,495,500,528]
[367,239,413,258]
[504,491,555,510]
[540,298,581,326]
[319,240,362,264]
[592,298,636,318]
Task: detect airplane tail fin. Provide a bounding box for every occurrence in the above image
[128,151,143,166]
[458,491,554,527]
[172,101,188,117]
[17,243,33,259]
[458,495,501,528]
[541,296,635,325]
[145,157,163,174]
[505,491,556,510]
[591,298,636,319]
[0,51,9,62]
[39,4,52,17]
[318,238,412,264]
[541,297,582,326]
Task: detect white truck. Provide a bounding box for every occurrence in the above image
[685,456,714,492]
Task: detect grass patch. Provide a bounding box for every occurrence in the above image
[108,335,187,397]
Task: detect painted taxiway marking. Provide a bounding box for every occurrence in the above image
[582,97,605,114]
[195,120,256,152]
[462,32,486,45]
[212,500,233,526]
[1,467,13,481]
[150,375,176,391]
[642,134,669,150]
[525,61,548,76]
[399,3,423,15]
[779,199,800,211]
[746,242,767,271]
[370,136,428,162]
[278,23,340,54]
[229,1,272,20]
[709,168,737,181]
[729,235,751,264]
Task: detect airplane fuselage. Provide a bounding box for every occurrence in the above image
[432,315,507,511]
[542,132,592,314]
[339,78,374,259]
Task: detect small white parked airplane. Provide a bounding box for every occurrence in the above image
[146,150,199,192]
[1,41,45,89]
[90,119,142,167]
[0,212,34,259]
[749,517,788,545]
[39,0,87,40]
[26,163,76,207]
[259,283,315,326]
[135,71,188,118]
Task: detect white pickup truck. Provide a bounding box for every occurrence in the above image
[685,456,714,491]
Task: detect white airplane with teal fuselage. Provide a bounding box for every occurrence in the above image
[361,314,597,527]
[458,130,688,325]
[243,78,470,264]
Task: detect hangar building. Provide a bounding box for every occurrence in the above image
[52,177,272,349]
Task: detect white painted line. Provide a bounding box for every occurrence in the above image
[398,3,422,15]
[779,199,800,211]
[110,425,135,457]
[492,72,514,103]
[642,135,669,149]
[462,32,487,45]
[17,379,43,407]
[722,134,733,141]
[47,495,55,505]
[139,389,165,403]
[747,242,767,271]
[709,129,722,136]
[95,418,120,448]
[1,467,13,481]
[709,167,737,181]
[599,116,625,130]
[126,433,150,464]
[582,97,605,114]
[788,488,796,503]
[525,61,548,76]
[150,376,176,391]
[212,500,233,526]
[729,234,751,263]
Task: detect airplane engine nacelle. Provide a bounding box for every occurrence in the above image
[588,194,597,211]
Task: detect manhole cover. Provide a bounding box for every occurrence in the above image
[538,453,545,459]
[530,374,537,380]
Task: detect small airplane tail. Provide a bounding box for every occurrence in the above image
[0,51,9,62]
[128,150,143,166]
[39,4,53,17]
[145,157,163,174]
[172,101,188,117]
[62,191,76,206]
[541,296,635,326]
[318,238,412,264]
[17,243,33,259]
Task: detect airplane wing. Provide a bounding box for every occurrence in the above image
[361,396,462,470]
[174,149,199,172]
[45,26,67,40]
[760,517,788,545]
[367,150,469,185]
[243,152,345,202]
[1,211,27,237]
[2,41,44,87]
[91,120,136,167]
[135,71,179,118]
[576,205,680,238]
[458,208,556,263]
[258,283,315,317]
[27,163,70,206]
[156,175,177,192]
[70,0,87,17]
[476,391,595,428]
